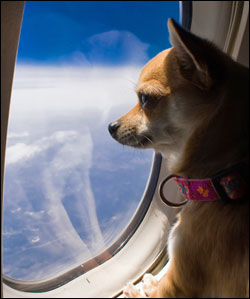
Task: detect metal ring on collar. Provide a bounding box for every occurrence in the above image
[159,174,188,208]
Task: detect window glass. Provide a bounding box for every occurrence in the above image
[3,1,179,281]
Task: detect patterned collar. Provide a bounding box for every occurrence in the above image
[159,163,249,207]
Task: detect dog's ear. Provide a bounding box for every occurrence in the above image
[168,18,217,89]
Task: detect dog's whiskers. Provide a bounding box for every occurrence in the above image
[139,134,153,145]
[131,133,140,145]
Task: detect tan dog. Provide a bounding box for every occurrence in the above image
[108,19,249,298]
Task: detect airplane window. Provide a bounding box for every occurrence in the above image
[3,1,179,283]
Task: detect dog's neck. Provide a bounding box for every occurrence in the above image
[174,133,248,179]
[171,68,248,179]
[163,116,248,179]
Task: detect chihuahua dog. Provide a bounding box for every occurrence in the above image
[108,19,249,298]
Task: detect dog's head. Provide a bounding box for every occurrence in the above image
[108,19,248,174]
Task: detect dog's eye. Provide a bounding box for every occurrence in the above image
[139,93,149,108]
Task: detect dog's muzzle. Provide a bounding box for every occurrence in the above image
[108,121,120,138]
[108,120,152,148]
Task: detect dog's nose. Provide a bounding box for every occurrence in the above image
[108,121,120,137]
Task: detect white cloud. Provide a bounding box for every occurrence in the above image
[8,132,29,139]
[6,127,107,262]
[41,128,106,254]
[50,29,149,66]
[9,65,141,128]
[10,207,21,213]
[4,127,107,279]
[50,130,92,171]
[5,130,79,165]
[57,50,91,66]
[53,130,77,143]
[86,30,149,65]
[6,143,42,165]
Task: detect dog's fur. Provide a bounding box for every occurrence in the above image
[109,19,249,298]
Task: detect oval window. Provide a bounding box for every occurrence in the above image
[3,1,180,282]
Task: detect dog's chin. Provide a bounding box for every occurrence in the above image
[114,134,153,149]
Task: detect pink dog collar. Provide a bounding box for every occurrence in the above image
[159,163,249,207]
[174,172,247,201]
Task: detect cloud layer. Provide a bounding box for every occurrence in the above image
[3,65,153,280]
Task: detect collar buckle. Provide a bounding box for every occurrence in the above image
[211,163,249,201]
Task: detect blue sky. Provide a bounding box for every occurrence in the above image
[18,1,179,65]
[4,1,180,281]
